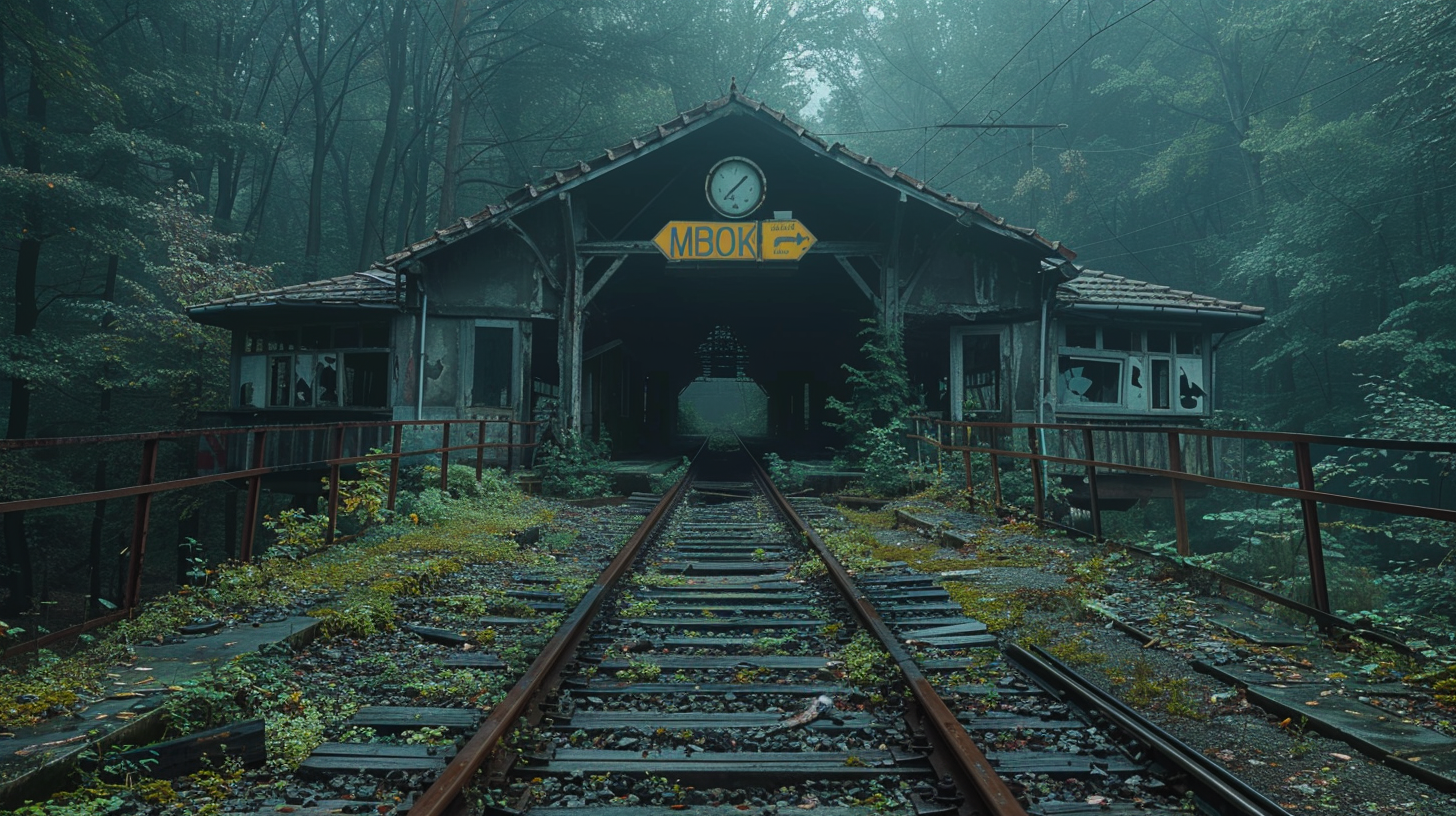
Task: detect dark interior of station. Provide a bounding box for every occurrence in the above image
[530,114,942,459]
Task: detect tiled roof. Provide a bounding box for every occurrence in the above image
[365,89,1074,274]
[187,271,401,315]
[1056,267,1264,317]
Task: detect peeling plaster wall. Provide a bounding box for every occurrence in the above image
[907,234,1038,317]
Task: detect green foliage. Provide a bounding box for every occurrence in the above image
[536,430,614,498]
[825,321,919,470]
[260,508,330,560]
[650,457,689,493]
[838,632,893,687]
[764,452,809,492]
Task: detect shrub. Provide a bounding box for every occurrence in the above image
[536,430,613,498]
[764,452,808,492]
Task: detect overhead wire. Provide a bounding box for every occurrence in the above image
[898,0,1076,169]
[926,0,1163,185]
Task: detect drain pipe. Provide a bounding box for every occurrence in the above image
[416,289,429,420]
[1037,282,1052,497]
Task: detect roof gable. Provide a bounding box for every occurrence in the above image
[367,90,1073,275]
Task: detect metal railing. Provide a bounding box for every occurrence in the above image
[909,416,1456,631]
[0,418,540,659]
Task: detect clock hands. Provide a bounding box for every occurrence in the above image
[723,174,749,202]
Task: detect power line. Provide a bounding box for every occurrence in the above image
[899,0,1076,168]
[926,0,1163,184]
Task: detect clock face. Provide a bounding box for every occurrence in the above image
[706,157,766,218]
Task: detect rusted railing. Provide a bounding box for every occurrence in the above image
[0,418,540,659]
[909,416,1456,632]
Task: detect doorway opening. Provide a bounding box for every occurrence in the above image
[677,326,768,437]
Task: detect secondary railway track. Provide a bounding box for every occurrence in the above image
[343,445,1289,816]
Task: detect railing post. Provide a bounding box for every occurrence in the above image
[1293,440,1332,620]
[989,429,1003,509]
[961,425,974,501]
[476,419,487,482]
[1082,428,1103,539]
[240,429,268,563]
[325,424,345,548]
[505,421,515,474]
[123,438,160,610]
[1167,431,1191,556]
[439,421,451,491]
[387,423,403,511]
[1027,427,1045,521]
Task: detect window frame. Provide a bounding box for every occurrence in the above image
[235,321,391,409]
[949,326,1008,420]
[1055,323,1210,417]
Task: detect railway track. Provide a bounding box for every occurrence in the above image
[314,447,1282,816]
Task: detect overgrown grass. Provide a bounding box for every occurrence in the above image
[0,470,551,732]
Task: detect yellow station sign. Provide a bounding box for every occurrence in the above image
[652,219,816,262]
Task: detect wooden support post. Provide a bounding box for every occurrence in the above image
[558,193,583,433]
[1167,431,1191,556]
[1027,427,1045,521]
[123,438,160,610]
[387,424,403,511]
[476,420,487,481]
[439,421,451,491]
[325,424,345,548]
[1082,428,1102,539]
[241,430,267,562]
[989,429,1004,508]
[1293,441,1331,619]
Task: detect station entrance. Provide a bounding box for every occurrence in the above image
[562,244,873,456]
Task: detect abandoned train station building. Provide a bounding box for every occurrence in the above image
[187,90,1264,491]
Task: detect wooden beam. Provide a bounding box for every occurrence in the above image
[581,254,628,307]
[504,218,561,292]
[578,240,885,256]
[836,255,883,311]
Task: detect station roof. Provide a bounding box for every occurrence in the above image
[1055,266,1265,330]
[186,271,401,319]
[362,87,1074,276]
[187,262,1265,333]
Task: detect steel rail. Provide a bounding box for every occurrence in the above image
[406,463,695,816]
[1006,643,1286,816]
[747,455,1028,816]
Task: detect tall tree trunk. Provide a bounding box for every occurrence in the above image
[3,18,48,615]
[359,0,409,271]
[437,0,469,228]
[87,254,119,617]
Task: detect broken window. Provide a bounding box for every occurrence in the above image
[315,355,339,406]
[1058,357,1122,404]
[1065,324,1097,349]
[1177,359,1206,413]
[268,356,292,406]
[1102,328,1137,351]
[238,355,266,408]
[343,352,388,407]
[293,354,315,405]
[1151,358,1172,410]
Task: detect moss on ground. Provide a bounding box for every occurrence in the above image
[0,471,552,732]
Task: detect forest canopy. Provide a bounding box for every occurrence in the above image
[0,0,1452,438]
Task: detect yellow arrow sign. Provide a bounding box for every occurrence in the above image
[651,220,816,262]
[760,219,817,261]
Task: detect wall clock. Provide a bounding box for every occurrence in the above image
[705,156,766,218]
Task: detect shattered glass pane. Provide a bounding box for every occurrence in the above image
[1058,356,1122,404]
